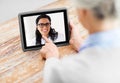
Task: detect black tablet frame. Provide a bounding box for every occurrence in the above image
[18,8,69,52]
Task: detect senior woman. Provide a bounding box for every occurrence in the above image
[40,0,120,83]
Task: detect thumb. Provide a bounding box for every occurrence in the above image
[42,35,52,43]
[69,21,74,30]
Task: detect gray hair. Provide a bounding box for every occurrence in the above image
[73,0,120,20]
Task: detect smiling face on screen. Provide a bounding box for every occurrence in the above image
[37,18,51,37]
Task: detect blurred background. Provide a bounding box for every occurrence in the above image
[0,0,58,23]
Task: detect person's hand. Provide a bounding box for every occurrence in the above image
[69,22,83,52]
[40,36,59,60]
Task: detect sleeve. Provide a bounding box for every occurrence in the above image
[42,54,89,83]
[43,57,63,83]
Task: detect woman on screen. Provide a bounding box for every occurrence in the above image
[35,14,59,45]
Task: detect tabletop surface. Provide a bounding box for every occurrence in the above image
[0,0,88,83]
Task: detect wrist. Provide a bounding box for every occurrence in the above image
[46,53,59,59]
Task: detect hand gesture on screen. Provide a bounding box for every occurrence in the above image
[40,36,59,59]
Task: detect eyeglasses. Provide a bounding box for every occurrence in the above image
[37,23,51,28]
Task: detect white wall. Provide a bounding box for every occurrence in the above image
[0,0,58,23]
[48,13,65,35]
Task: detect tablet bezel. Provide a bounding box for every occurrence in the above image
[18,8,69,51]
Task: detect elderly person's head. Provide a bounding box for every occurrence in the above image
[73,0,120,34]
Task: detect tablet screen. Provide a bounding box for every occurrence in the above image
[19,8,69,51]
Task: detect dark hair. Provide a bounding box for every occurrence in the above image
[35,14,58,45]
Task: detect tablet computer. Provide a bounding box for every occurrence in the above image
[18,8,69,51]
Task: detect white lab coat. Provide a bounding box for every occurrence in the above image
[43,47,120,83]
[27,33,65,46]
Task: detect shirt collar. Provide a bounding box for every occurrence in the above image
[79,28,120,51]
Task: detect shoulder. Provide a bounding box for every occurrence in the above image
[58,33,64,37]
[54,33,65,42]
